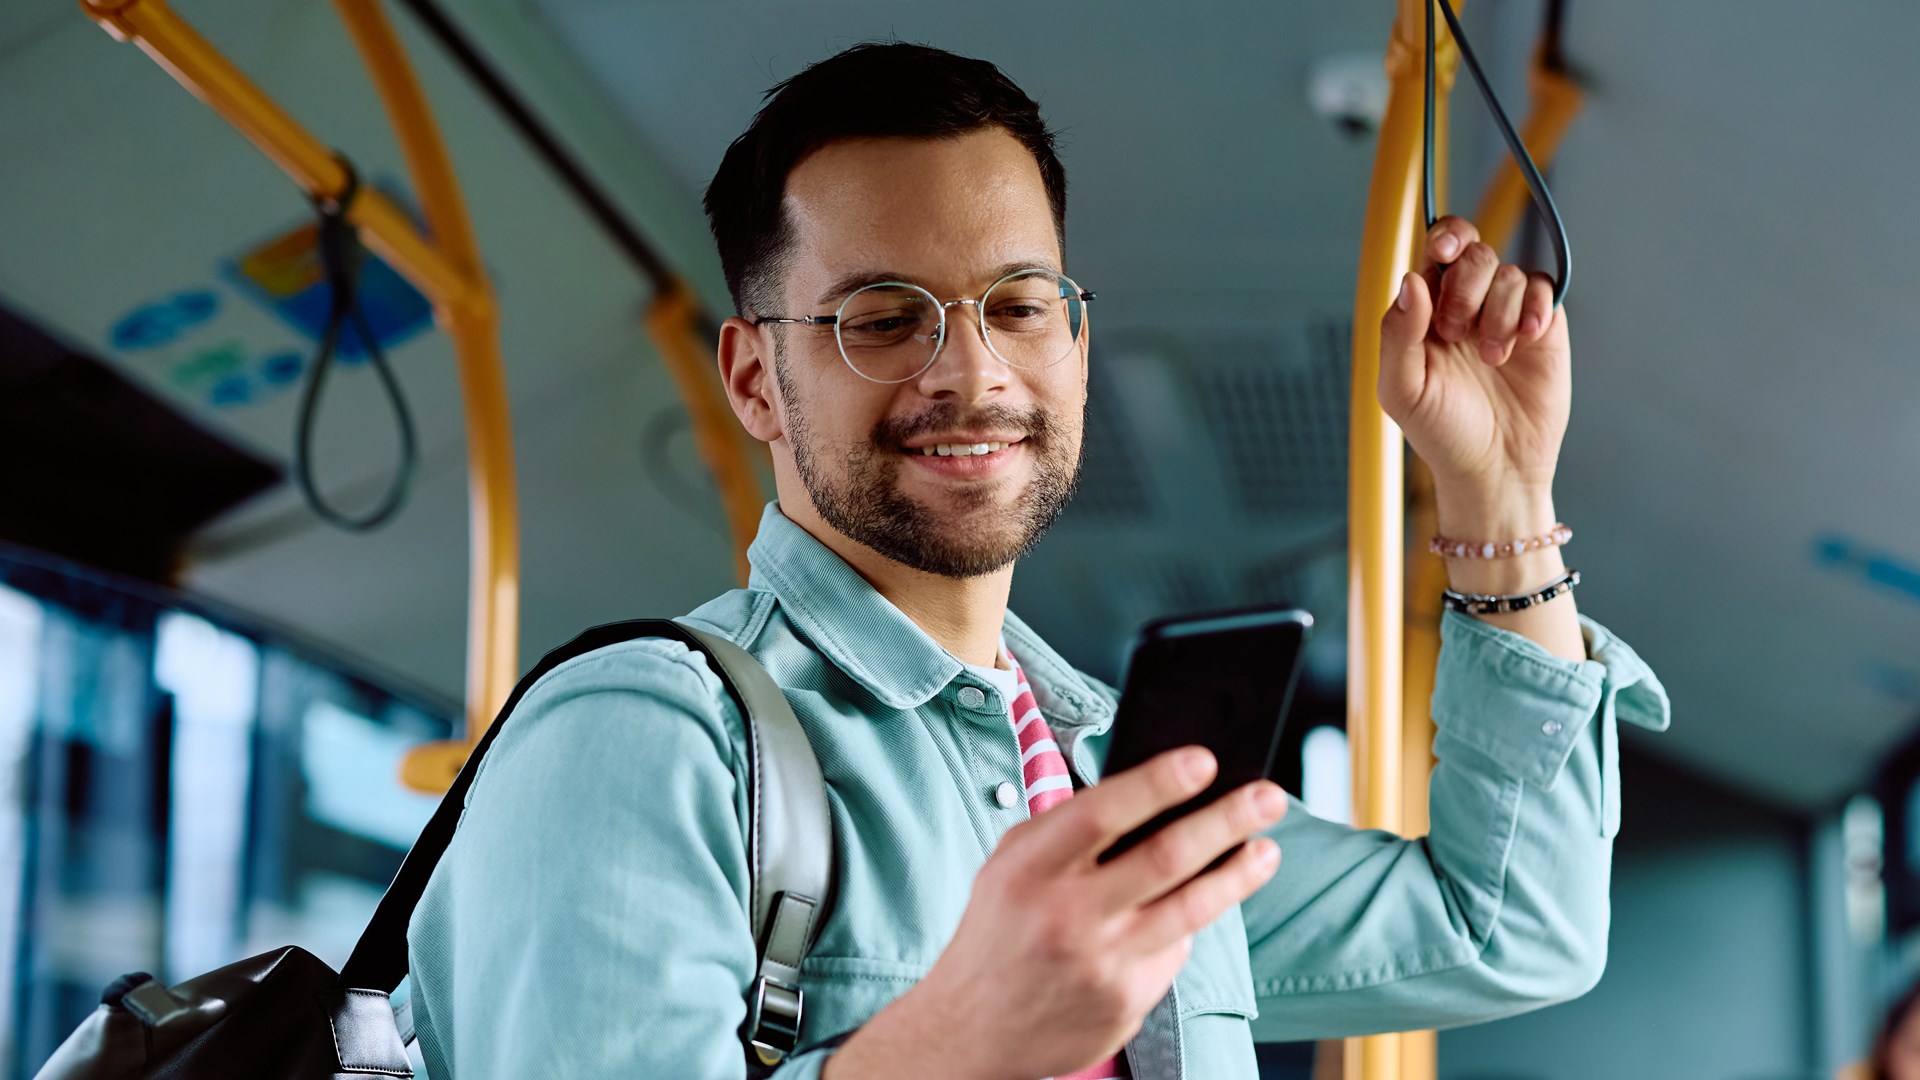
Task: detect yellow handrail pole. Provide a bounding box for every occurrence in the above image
[1392,40,1455,1078]
[78,0,522,792]
[1344,3,1457,1078]
[1402,8,1457,848]
[645,283,767,585]
[80,0,472,310]
[331,0,520,777]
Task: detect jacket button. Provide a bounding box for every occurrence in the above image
[995,782,1021,809]
[958,686,987,709]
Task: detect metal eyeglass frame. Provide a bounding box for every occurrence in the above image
[751,267,1097,385]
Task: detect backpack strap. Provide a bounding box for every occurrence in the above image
[339,619,835,1071]
[678,625,833,1070]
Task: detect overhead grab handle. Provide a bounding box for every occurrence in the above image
[1425,0,1572,309]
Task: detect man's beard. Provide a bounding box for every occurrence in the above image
[778,359,1084,579]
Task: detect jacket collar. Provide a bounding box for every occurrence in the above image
[1003,610,1114,734]
[746,503,1113,731]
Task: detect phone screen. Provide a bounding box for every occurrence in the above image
[1097,605,1312,865]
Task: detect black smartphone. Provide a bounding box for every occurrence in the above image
[1097,604,1313,865]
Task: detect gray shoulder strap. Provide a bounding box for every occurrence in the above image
[674,622,832,1068]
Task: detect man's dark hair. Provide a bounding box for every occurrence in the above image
[703,42,1068,318]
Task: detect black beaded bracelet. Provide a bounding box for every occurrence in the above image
[1442,569,1581,615]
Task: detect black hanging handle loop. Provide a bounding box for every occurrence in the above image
[294,154,419,532]
[1424,0,1572,309]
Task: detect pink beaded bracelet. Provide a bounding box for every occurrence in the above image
[1430,522,1572,560]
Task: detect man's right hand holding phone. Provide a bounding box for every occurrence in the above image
[826,746,1287,1080]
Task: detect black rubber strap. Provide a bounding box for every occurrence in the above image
[339,619,752,992]
[1425,0,1573,308]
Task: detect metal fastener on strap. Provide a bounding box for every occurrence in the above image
[746,975,804,1065]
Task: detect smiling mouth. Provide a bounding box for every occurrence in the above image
[910,439,1022,458]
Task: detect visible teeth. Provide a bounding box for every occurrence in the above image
[918,441,1014,457]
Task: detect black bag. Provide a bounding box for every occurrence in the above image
[32,620,836,1079]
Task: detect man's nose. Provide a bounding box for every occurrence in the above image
[915,303,1009,403]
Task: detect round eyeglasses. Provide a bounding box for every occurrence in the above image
[753,268,1095,385]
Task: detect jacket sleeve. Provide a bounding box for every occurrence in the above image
[405,639,840,1079]
[1243,612,1670,1041]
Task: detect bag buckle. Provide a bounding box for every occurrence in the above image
[745,975,804,1065]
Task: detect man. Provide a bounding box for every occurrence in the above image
[407,42,1669,1080]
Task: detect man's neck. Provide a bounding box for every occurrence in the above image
[777,502,1012,670]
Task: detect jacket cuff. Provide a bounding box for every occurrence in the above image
[1431,610,1670,790]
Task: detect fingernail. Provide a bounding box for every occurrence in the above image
[1480,339,1503,365]
[1436,316,1462,341]
[1521,313,1542,337]
[1435,234,1461,260]
[1395,275,1412,311]
[1252,838,1280,865]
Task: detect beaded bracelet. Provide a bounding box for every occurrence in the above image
[1442,569,1580,615]
[1430,522,1573,560]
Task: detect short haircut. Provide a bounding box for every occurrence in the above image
[702,41,1068,318]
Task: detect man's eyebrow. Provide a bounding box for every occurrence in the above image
[812,259,1066,309]
[815,271,906,308]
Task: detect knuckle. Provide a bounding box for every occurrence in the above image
[1460,242,1499,273]
[1078,802,1124,848]
[1035,909,1079,953]
[1440,292,1478,321]
[1145,833,1189,881]
[1495,264,1527,291]
[1180,885,1215,932]
[1063,945,1114,992]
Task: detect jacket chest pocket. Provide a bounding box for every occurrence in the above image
[1175,905,1258,1021]
[1173,906,1261,1078]
[796,956,925,1051]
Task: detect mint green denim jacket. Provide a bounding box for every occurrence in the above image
[408,504,1670,1079]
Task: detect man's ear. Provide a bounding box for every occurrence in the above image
[717,316,783,444]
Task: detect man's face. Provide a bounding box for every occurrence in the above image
[765,128,1087,578]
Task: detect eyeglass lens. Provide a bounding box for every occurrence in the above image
[834,270,1085,383]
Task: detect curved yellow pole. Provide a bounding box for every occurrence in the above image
[331,0,521,789]
[645,283,767,585]
[78,0,521,793]
[80,0,472,309]
[1345,4,1456,1079]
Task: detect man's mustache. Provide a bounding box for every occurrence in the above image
[871,404,1055,450]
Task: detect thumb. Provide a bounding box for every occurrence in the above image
[1377,271,1432,420]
